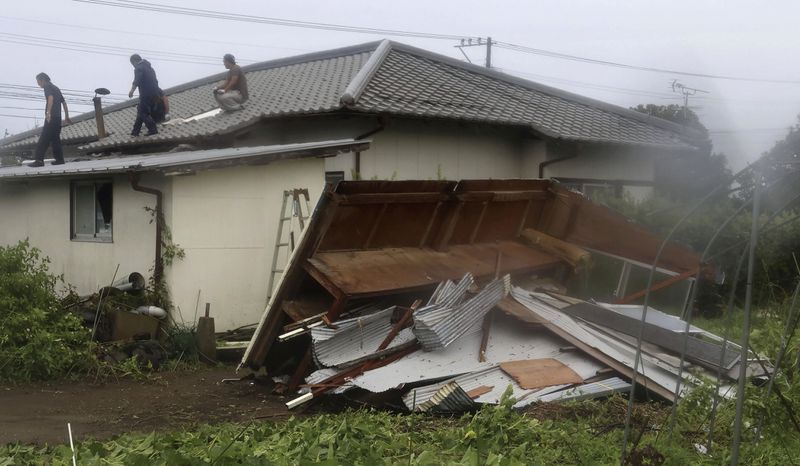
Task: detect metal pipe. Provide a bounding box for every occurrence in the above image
[128,173,164,282]
[668,178,800,436]
[666,194,754,435]
[706,186,800,453]
[731,172,762,466]
[92,96,107,139]
[757,278,800,438]
[353,117,386,179]
[619,158,766,463]
[707,245,747,454]
[538,150,578,178]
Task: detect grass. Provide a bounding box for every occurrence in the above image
[2,391,799,465]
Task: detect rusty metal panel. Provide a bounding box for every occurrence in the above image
[548,186,700,273]
[306,241,561,297]
[242,179,705,372]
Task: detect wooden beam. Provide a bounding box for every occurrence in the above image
[303,261,348,302]
[364,203,388,249]
[614,267,698,305]
[419,201,442,247]
[287,348,312,393]
[469,201,489,244]
[333,192,449,205]
[479,310,493,362]
[433,201,464,251]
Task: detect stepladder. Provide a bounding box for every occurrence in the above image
[267,188,311,301]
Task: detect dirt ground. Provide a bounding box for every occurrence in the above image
[0,365,292,446]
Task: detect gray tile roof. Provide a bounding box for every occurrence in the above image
[354,45,701,149]
[0,40,705,154]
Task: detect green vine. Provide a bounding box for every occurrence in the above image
[144,206,186,267]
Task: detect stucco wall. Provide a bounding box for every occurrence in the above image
[540,144,663,200]
[237,116,529,181]
[0,174,159,293]
[353,120,524,180]
[166,157,325,331]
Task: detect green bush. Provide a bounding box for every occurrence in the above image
[0,240,92,382]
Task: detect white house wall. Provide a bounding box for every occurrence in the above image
[0,174,159,294]
[166,157,325,331]
[355,120,523,180]
[540,145,661,201]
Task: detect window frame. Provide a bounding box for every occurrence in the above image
[70,179,113,243]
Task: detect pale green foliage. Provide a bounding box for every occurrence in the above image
[0,240,92,382]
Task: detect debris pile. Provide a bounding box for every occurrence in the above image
[241,180,771,412]
[70,272,167,343]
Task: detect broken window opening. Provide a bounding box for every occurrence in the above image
[71,180,113,242]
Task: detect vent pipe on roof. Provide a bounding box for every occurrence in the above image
[93,88,111,139]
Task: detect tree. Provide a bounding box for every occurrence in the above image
[632,103,710,140]
[632,104,730,201]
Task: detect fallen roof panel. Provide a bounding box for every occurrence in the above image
[242,179,704,372]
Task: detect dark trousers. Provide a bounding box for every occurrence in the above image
[132,96,158,135]
[34,120,64,163]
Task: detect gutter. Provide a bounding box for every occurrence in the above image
[539,152,578,178]
[353,116,387,178]
[128,173,164,283]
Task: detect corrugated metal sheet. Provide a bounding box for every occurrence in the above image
[597,303,705,334]
[0,139,367,180]
[511,288,687,400]
[304,367,351,395]
[349,314,604,394]
[410,381,476,413]
[537,377,631,402]
[403,361,614,411]
[413,275,510,350]
[311,306,417,368]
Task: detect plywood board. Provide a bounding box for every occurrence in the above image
[466,385,494,399]
[499,358,583,390]
[307,240,561,297]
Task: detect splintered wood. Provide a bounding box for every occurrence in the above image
[499,358,583,390]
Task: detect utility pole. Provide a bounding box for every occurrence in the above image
[671,80,708,122]
[485,36,492,68]
[454,37,493,68]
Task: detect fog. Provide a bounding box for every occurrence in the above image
[2,0,798,169]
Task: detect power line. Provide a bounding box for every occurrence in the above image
[73,0,472,41]
[0,32,237,67]
[494,41,800,85]
[0,106,45,111]
[74,0,800,85]
[496,67,682,100]
[0,83,127,101]
[0,14,314,55]
[0,113,41,120]
[709,128,794,134]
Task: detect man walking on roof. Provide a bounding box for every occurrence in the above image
[128,54,159,136]
[31,72,70,167]
[214,54,248,112]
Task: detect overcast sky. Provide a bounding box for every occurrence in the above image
[2,0,799,169]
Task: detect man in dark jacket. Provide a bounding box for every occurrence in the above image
[31,72,70,167]
[128,54,159,136]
